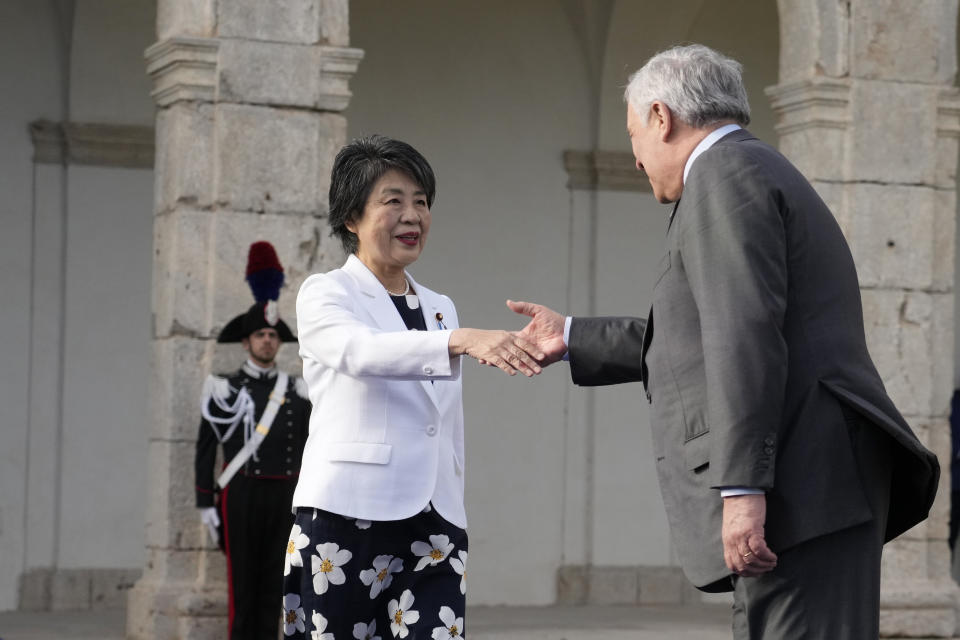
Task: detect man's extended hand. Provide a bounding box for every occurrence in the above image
[722,494,777,577]
[506,300,568,366]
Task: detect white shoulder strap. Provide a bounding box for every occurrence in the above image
[216,372,289,489]
[200,374,254,444]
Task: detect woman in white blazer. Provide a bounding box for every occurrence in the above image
[281,136,543,640]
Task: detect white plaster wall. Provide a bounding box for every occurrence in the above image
[599,0,780,151]
[26,165,67,572]
[58,166,153,567]
[70,0,156,126]
[347,0,594,605]
[0,0,68,611]
[346,0,781,603]
[590,191,673,565]
[53,0,156,569]
[587,0,781,567]
[0,0,154,602]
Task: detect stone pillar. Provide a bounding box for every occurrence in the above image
[768,1,959,637]
[127,2,361,638]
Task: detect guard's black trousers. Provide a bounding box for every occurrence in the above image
[220,473,297,640]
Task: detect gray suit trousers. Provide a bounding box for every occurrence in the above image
[732,406,892,639]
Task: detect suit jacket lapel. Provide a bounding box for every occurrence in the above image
[666,200,680,232]
[647,198,679,394]
[640,306,653,393]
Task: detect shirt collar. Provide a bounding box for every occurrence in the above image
[682,123,742,185]
[242,359,277,379]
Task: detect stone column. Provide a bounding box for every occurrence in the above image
[127,2,361,638]
[768,1,959,637]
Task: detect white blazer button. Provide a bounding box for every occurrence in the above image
[426,425,437,436]
[423,366,434,375]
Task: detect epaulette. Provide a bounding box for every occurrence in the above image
[294,376,310,401]
[201,373,233,409]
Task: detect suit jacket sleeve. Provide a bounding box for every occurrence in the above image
[296,273,459,381]
[568,316,646,386]
[678,146,788,490]
[195,417,218,508]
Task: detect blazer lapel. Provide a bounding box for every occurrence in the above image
[406,270,442,414]
[342,255,409,334]
[342,256,443,413]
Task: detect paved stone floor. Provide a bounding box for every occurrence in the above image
[0,604,732,640]
[0,608,125,640]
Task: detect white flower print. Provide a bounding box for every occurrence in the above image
[430,606,464,640]
[282,593,306,636]
[448,550,467,595]
[311,542,353,595]
[411,534,455,571]
[344,516,373,530]
[353,618,381,640]
[311,611,335,640]
[285,524,310,576]
[359,554,404,599]
[387,589,420,638]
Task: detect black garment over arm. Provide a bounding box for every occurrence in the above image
[568,316,647,386]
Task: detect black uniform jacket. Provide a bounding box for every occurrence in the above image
[195,366,311,508]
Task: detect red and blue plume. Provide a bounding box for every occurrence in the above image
[245,241,285,303]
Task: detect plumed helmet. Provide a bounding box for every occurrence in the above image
[217,241,296,343]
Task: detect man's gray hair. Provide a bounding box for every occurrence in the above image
[625,44,750,129]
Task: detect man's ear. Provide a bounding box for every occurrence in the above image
[651,101,673,141]
[241,338,250,352]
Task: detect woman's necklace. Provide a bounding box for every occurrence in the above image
[387,278,419,310]
[386,279,410,296]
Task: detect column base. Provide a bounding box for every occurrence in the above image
[126,577,227,640]
[881,579,959,638]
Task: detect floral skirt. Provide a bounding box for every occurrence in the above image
[281,505,468,640]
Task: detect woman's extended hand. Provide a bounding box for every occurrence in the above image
[449,329,545,377]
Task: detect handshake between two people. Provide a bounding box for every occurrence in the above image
[448,300,567,377]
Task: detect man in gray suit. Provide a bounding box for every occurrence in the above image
[509,44,939,638]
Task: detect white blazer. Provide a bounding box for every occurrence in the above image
[292,254,467,528]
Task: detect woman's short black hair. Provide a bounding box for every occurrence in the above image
[328,135,436,254]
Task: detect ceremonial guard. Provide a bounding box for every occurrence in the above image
[194,241,311,640]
